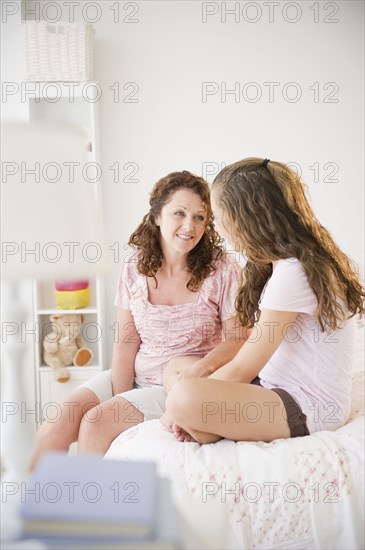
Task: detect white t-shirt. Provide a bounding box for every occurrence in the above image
[258,258,356,433]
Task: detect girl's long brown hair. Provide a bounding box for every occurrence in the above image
[212,158,364,331]
[129,170,223,291]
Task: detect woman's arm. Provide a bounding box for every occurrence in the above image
[209,309,298,382]
[111,308,141,395]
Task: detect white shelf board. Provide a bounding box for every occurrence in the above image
[37,307,98,315]
[39,364,101,372]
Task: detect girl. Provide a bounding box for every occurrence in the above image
[165,158,364,444]
[31,170,244,464]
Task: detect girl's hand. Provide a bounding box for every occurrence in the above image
[160,412,174,432]
[177,359,212,380]
[163,355,204,394]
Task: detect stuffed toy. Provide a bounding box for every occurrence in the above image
[43,314,93,383]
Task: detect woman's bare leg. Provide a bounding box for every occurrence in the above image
[77,396,144,455]
[166,378,291,444]
[30,387,100,470]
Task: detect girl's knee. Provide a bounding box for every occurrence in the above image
[170,377,196,397]
[166,379,195,417]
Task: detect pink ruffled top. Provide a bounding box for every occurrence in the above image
[114,252,241,386]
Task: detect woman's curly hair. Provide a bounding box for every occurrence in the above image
[212,157,365,331]
[129,170,223,291]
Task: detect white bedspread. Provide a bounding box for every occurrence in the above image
[105,324,365,550]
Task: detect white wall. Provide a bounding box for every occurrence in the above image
[3,0,364,369]
[92,0,364,367]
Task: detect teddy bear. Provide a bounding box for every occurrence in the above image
[43,314,93,383]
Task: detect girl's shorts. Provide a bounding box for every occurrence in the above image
[78,369,166,421]
[251,376,310,437]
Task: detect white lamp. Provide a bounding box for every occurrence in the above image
[1,122,107,488]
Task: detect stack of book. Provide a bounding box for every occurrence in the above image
[18,453,180,549]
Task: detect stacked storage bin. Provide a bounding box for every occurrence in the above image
[54,280,90,309]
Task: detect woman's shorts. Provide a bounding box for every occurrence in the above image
[78,369,166,421]
[251,376,310,438]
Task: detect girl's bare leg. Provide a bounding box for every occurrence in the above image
[30,387,100,470]
[77,396,144,455]
[161,355,204,433]
[166,378,291,444]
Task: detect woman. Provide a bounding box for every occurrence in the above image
[31,170,244,465]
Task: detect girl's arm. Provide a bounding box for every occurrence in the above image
[194,317,250,375]
[161,318,250,434]
[209,309,298,382]
[111,308,141,395]
[175,317,250,381]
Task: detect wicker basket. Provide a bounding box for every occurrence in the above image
[23,21,95,82]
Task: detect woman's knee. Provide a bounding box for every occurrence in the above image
[36,410,77,444]
[79,398,143,440]
[78,404,105,438]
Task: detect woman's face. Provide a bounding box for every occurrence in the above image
[155,188,207,256]
[211,190,235,246]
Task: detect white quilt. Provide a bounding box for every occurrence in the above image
[105,324,365,550]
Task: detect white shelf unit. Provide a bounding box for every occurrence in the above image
[33,280,102,370]
[27,84,106,424]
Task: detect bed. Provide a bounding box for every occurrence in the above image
[104,318,365,549]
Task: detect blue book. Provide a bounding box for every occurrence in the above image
[19,453,157,540]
